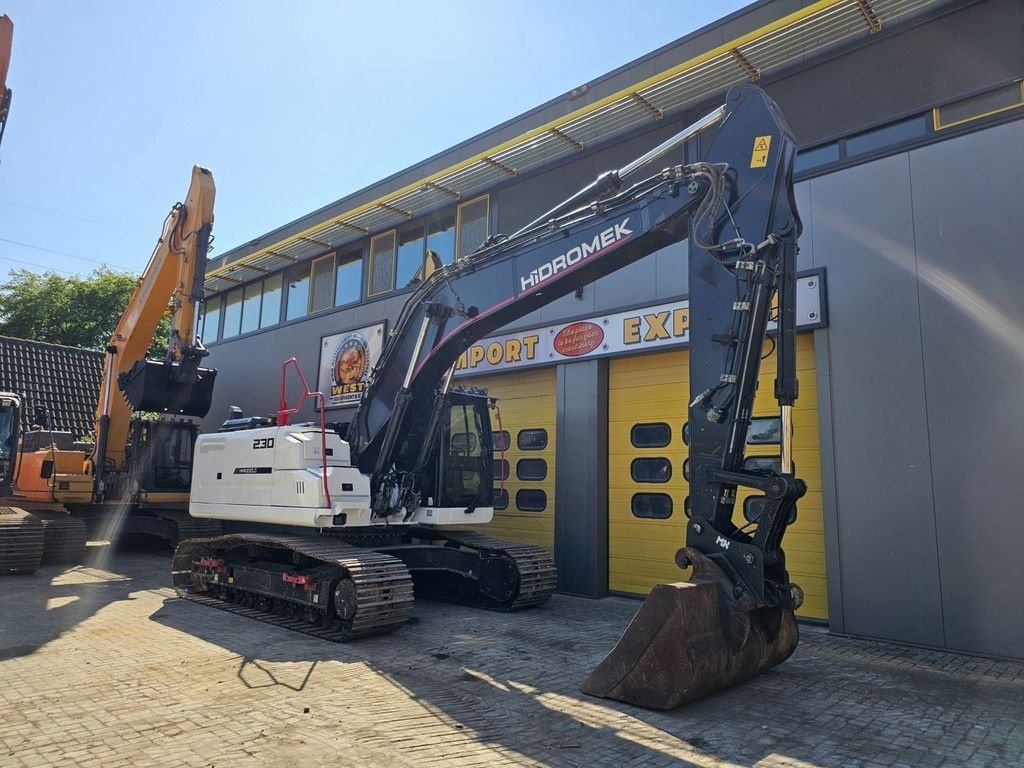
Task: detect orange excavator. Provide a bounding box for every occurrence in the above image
[0,167,222,571]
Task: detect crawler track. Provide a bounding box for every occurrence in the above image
[404,527,557,611]
[30,511,87,564]
[0,507,43,573]
[172,533,414,641]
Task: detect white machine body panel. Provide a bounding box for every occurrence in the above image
[190,424,492,528]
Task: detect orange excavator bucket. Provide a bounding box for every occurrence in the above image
[580,547,798,709]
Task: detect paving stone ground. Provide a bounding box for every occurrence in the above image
[1,545,1022,768]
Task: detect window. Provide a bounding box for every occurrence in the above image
[516,458,547,481]
[335,252,363,306]
[368,231,396,296]
[517,429,547,450]
[934,81,1024,130]
[222,288,243,339]
[397,227,426,288]
[493,487,509,510]
[747,417,782,445]
[795,142,840,174]
[516,489,546,512]
[201,297,221,344]
[493,459,509,481]
[743,455,783,473]
[260,274,282,328]
[240,282,262,335]
[427,215,456,266]
[631,458,672,483]
[456,196,489,260]
[285,264,310,321]
[310,254,335,313]
[630,422,671,448]
[492,430,510,452]
[845,115,929,158]
[631,493,672,519]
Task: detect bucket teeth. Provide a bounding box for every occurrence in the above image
[580,548,798,709]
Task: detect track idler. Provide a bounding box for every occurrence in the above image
[580,547,798,709]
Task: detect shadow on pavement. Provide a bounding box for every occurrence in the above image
[0,546,165,661]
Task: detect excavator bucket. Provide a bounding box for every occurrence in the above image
[118,359,217,417]
[580,547,798,709]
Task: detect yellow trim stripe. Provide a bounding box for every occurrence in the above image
[932,81,1024,131]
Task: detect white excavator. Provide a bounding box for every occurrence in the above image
[175,84,806,708]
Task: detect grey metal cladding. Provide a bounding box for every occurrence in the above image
[764,0,1024,148]
[555,359,608,597]
[909,120,1024,658]
[808,153,944,647]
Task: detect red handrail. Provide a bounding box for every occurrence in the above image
[277,357,332,508]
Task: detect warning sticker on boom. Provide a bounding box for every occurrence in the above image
[750,135,772,168]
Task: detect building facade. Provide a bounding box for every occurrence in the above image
[198,0,1024,659]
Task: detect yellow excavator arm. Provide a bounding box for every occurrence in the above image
[1,15,14,154]
[93,166,216,479]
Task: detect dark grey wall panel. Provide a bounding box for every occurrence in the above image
[766,0,1024,146]
[808,154,944,646]
[555,359,608,596]
[908,120,1024,657]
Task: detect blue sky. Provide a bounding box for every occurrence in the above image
[0,1,747,279]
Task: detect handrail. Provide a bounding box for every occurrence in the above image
[276,357,332,507]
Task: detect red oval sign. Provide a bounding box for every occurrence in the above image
[553,321,604,357]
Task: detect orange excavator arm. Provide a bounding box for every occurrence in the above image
[92,166,216,488]
[0,15,14,154]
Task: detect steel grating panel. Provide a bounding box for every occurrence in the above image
[205,0,947,292]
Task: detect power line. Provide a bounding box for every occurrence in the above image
[0,199,153,236]
[0,254,78,276]
[0,237,135,271]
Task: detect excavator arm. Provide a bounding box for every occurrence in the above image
[346,84,806,707]
[92,166,217,490]
[349,85,800,543]
[0,15,14,156]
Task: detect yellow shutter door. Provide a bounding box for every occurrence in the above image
[608,333,827,619]
[468,368,556,553]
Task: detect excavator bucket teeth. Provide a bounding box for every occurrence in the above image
[580,548,798,709]
[118,359,217,417]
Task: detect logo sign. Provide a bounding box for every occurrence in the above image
[553,322,604,357]
[519,218,634,293]
[318,323,385,407]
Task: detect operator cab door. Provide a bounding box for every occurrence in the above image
[435,393,492,510]
[127,420,198,493]
[0,394,19,493]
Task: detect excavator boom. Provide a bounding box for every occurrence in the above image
[582,85,804,707]
[0,15,14,155]
[93,166,216,483]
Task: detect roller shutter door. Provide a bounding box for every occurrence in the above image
[468,368,556,553]
[608,333,827,619]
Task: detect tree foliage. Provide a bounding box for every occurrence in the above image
[0,268,171,356]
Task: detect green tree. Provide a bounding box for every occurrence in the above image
[0,268,171,356]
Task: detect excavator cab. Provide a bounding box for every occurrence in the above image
[436,392,493,510]
[123,419,199,494]
[0,393,20,495]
